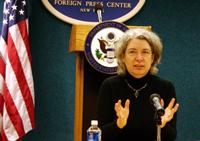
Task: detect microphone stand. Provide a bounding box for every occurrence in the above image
[154,111,162,141]
[94,4,103,23]
[97,10,102,22]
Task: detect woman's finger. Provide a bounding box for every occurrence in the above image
[160,99,164,107]
[172,103,179,113]
[167,98,175,109]
[125,99,130,109]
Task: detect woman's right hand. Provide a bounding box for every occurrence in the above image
[160,98,179,128]
[115,99,130,129]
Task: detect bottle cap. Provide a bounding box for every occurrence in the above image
[91,120,98,125]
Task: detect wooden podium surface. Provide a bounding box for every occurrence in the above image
[69,24,151,141]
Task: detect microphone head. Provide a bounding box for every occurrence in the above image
[149,93,165,116]
[95,3,103,13]
[149,93,160,104]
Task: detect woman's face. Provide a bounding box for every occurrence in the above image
[123,38,154,78]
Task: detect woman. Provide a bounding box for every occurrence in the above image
[97,28,179,141]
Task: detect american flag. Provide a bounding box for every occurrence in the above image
[0,0,35,140]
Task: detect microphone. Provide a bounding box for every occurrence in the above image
[95,3,103,22]
[149,94,165,117]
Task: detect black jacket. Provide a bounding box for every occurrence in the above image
[97,73,177,141]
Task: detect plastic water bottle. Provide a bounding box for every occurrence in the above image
[87,120,101,141]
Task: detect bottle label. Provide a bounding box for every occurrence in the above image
[87,132,101,141]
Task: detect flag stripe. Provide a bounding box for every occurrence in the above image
[0,37,7,63]
[0,58,5,80]
[7,31,34,130]
[1,130,8,141]
[3,112,21,141]
[0,56,5,135]
[0,93,3,134]
[0,93,3,113]
[0,57,5,95]
[18,20,32,63]
[3,106,19,141]
[4,85,25,137]
[9,23,34,102]
[0,114,2,135]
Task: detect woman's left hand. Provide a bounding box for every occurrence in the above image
[160,98,179,128]
[115,99,130,129]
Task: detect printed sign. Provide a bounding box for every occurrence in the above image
[84,21,129,74]
[42,0,145,24]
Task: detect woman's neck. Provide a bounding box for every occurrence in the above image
[125,71,150,89]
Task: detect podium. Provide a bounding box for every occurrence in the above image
[69,24,151,141]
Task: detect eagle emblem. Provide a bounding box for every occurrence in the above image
[84,21,128,74]
[96,32,118,64]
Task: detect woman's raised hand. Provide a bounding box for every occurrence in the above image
[160,98,179,128]
[115,99,130,129]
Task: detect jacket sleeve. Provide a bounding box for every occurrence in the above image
[96,79,122,141]
[161,81,178,141]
